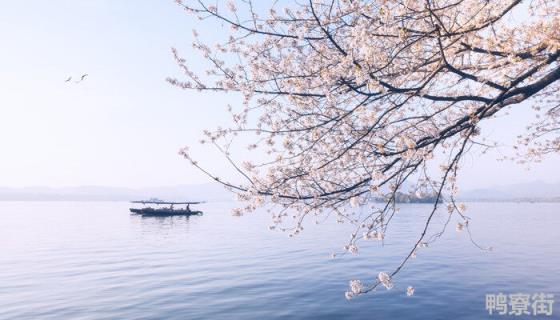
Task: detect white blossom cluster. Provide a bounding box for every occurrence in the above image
[171,0,560,298]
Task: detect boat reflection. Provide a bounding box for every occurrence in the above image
[130,214,194,237]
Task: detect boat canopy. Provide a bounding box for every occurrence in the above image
[130,200,204,205]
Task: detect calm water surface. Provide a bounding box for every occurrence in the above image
[0,201,558,319]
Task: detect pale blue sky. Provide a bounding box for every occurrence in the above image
[0,0,558,190]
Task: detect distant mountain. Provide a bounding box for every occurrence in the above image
[0,183,233,202]
[1,181,559,202]
[459,181,560,202]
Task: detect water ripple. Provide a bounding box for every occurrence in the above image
[0,201,558,319]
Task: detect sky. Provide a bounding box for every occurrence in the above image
[0,0,558,190]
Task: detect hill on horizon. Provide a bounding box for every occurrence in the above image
[458,181,560,201]
[0,183,233,202]
[0,181,559,202]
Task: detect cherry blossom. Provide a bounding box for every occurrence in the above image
[407,286,415,297]
[170,0,560,298]
[378,272,394,290]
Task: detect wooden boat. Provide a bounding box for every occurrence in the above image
[129,200,203,217]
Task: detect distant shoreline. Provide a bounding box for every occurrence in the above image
[1,182,559,203]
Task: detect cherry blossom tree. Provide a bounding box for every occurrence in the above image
[168,0,560,298]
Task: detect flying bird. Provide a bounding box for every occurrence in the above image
[66,73,88,84]
[75,73,88,83]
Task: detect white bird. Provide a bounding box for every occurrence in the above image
[66,73,88,84]
[75,73,88,83]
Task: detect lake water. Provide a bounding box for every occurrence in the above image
[0,201,558,319]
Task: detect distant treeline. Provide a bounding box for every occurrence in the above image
[373,192,441,204]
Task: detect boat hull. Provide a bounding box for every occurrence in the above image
[129,208,203,216]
